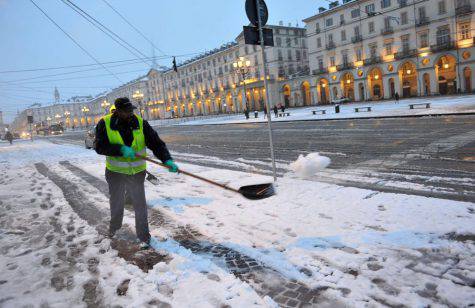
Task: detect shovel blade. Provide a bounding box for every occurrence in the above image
[146,173,159,185]
[238,183,275,200]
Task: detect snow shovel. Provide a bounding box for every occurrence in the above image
[139,155,275,200]
[145,171,159,185]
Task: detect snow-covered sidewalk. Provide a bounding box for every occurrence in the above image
[177,94,475,126]
[1,140,474,307]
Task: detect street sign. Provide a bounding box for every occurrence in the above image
[245,0,268,27]
[243,26,274,46]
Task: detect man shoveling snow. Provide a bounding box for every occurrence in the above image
[289,152,331,178]
[95,97,179,249]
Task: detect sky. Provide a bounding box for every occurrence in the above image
[0,0,326,123]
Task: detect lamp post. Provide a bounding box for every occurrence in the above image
[101,99,110,114]
[55,113,61,124]
[64,111,71,130]
[233,57,252,112]
[81,106,90,128]
[46,116,51,127]
[132,90,145,119]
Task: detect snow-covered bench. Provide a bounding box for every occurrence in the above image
[278,112,290,117]
[409,103,431,109]
[354,106,372,112]
[312,110,326,115]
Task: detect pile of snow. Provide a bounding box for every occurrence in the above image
[289,152,331,178]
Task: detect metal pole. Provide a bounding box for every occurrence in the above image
[242,71,248,112]
[256,0,277,181]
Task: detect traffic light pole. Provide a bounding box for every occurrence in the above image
[256,0,277,182]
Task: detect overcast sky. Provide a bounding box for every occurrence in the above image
[0,0,324,123]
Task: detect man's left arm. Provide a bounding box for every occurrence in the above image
[143,120,172,163]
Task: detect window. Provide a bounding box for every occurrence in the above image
[384,17,391,29]
[370,44,378,58]
[399,0,407,6]
[296,50,301,61]
[401,34,410,51]
[244,46,248,54]
[354,26,360,36]
[342,52,349,65]
[438,1,446,14]
[330,56,335,67]
[326,18,333,27]
[351,9,360,18]
[385,43,392,55]
[356,48,363,61]
[286,38,291,47]
[341,30,347,41]
[278,49,283,61]
[365,4,375,13]
[436,26,450,45]
[340,14,345,24]
[317,37,322,48]
[287,49,292,61]
[381,0,391,8]
[303,50,307,59]
[294,38,299,46]
[460,23,470,40]
[318,57,324,70]
[418,7,426,20]
[401,12,408,25]
[328,33,334,43]
[420,32,429,48]
[369,21,375,33]
[316,23,320,33]
[276,37,282,47]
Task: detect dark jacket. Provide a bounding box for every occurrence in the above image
[95,114,172,163]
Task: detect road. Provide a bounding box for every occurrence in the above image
[49,114,475,202]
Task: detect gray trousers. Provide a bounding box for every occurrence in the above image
[105,169,150,243]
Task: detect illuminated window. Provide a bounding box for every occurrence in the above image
[460,23,470,40]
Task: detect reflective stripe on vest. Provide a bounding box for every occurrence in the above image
[104,114,146,175]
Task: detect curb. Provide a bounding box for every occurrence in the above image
[172,111,475,127]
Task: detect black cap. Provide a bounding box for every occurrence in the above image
[114,97,136,111]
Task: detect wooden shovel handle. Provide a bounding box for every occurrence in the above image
[139,155,240,194]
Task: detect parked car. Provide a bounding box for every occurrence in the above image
[84,129,95,149]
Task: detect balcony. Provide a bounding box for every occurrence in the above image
[456,4,472,15]
[336,62,354,71]
[416,17,430,27]
[326,42,336,50]
[381,27,394,35]
[313,67,328,75]
[351,35,363,43]
[394,49,417,60]
[430,41,455,52]
[363,56,382,66]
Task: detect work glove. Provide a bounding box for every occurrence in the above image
[120,145,136,159]
[164,159,179,173]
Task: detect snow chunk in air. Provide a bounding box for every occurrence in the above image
[289,152,331,178]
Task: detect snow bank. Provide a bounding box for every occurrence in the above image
[289,152,331,178]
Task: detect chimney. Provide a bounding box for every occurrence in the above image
[329,1,339,9]
[318,7,326,13]
[279,20,283,26]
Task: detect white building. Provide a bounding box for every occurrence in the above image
[282,0,474,105]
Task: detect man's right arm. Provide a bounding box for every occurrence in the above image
[94,119,122,156]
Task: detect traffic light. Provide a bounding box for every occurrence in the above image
[172,57,178,72]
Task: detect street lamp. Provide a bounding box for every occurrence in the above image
[55,113,61,123]
[101,100,110,114]
[81,106,90,127]
[64,111,71,129]
[132,90,145,118]
[46,116,51,127]
[233,57,252,111]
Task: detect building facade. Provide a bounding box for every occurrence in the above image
[290,0,474,105]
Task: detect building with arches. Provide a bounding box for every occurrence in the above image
[302,0,474,103]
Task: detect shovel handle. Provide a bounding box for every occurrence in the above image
[139,155,240,194]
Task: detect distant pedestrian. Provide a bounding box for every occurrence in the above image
[394,92,399,103]
[281,104,285,113]
[263,104,267,119]
[273,105,278,118]
[5,131,13,145]
[244,108,249,120]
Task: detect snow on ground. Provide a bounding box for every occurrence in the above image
[176,94,475,126]
[1,140,474,307]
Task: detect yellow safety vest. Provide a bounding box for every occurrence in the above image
[104,114,146,175]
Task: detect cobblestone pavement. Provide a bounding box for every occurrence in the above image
[57,160,348,307]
